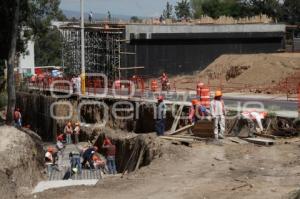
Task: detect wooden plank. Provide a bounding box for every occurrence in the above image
[244,137,275,146]
[168,124,194,135]
[170,105,184,134]
[228,137,249,144]
[160,136,194,143]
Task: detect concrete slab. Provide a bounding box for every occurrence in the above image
[32,179,98,193]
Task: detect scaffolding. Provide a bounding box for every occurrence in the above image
[60,24,125,80]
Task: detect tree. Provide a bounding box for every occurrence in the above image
[130,16,142,23]
[281,0,300,24]
[175,0,192,19]
[163,2,173,19]
[6,0,20,125]
[0,0,65,124]
[190,0,205,19]
[35,27,62,66]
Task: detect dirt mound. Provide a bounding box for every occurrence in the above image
[171,53,300,93]
[0,126,44,198]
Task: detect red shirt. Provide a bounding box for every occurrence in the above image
[106,145,116,157]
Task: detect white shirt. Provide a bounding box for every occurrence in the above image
[210,100,225,117]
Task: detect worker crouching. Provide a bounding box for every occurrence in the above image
[210,90,226,140]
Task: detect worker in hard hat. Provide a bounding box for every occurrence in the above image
[189,99,199,123]
[81,146,98,170]
[73,122,80,144]
[155,95,166,136]
[64,122,73,144]
[240,111,268,137]
[210,90,226,140]
[45,147,55,176]
[160,72,170,91]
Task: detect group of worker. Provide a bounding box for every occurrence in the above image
[45,135,117,178]
[62,121,81,144]
[155,87,268,141]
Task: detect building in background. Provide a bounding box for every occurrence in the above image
[18,35,35,76]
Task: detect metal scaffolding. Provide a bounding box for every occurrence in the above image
[60,25,124,80]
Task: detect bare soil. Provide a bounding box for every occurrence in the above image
[32,137,300,199]
[0,126,44,199]
[170,53,300,94]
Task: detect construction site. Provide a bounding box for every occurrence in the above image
[1,3,300,199]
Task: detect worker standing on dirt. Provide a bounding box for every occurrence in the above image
[103,140,117,174]
[64,122,73,144]
[155,96,166,136]
[73,122,80,144]
[210,90,226,140]
[45,147,55,176]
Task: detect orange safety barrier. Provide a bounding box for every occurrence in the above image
[196,82,204,96]
[200,86,210,109]
[151,80,158,92]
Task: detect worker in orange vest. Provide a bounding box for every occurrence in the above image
[210,90,226,140]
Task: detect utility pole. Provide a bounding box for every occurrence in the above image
[80,0,85,94]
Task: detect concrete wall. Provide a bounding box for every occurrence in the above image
[123,24,285,76]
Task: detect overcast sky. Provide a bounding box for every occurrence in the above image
[60,0,179,17]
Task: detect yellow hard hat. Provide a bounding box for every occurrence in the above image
[215,90,222,97]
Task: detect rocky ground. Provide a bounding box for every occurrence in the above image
[31,136,300,199]
[0,126,44,198]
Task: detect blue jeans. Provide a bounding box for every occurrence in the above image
[66,134,72,144]
[155,119,165,136]
[71,156,82,174]
[107,156,117,174]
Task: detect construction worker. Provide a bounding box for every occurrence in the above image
[64,122,73,144]
[14,108,22,128]
[189,99,198,124]
[81,146,98,170]
[241,111,268,137]
[69,151,82,174]
[45,147,54,176]
[155,95,166,136]
[102,140,117,174]
[160,72,170,91]
[210,90,226,140]
[73,122,80,144]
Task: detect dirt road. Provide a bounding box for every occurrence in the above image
[32,138,300,199]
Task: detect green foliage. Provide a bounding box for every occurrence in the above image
[163,2,174,19]
[175,0,192,19]
[281,0,300,24]
[130,16,142,23]
[35,27,62,66]
[190,0,289,21]
[0,0,65,60]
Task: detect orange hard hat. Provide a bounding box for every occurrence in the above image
[215,90,222,97]
[191,99,198,105]
[260,112,268,118]
[47,147,54,152]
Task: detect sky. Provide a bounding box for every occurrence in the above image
[60,0,179,17]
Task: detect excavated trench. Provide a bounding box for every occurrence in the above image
[16,92,170,173]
